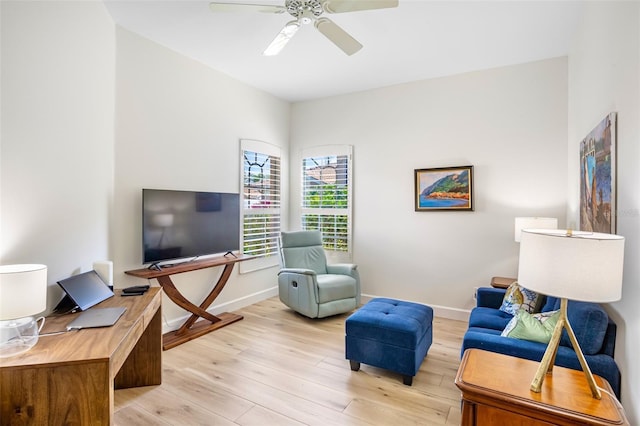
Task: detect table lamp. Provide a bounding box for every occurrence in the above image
[514,217,558,242]
[0,264,48,358]
[517,229,624,399]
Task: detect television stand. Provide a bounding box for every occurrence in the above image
[125,254,252,350]
[147,262,162,271]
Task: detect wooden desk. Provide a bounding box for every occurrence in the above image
[125,254,251,350]
[455,349,629,426]
[0,288,162,426]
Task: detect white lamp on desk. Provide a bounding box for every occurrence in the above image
[0,264,47,358]
[517,229,624,399]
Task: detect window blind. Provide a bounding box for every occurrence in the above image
[301,145,352,256]
[241,141,281,260]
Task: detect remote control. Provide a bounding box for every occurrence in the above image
[123,285,149,293]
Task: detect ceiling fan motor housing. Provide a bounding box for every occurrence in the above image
[286,0,324,24]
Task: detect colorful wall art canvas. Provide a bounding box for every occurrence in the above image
[580,112,617,233]
[414,166,473,211]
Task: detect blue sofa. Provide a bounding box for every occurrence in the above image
[462,287,621,398]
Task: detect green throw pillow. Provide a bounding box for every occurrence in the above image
[501,309,560,344]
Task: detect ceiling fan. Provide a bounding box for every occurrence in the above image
[209,0,399,56]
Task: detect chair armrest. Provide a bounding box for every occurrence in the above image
[278,268,316,276]
[326,263,357,275]
[326,264,360,305]
[477,287,506,309]
[278,269,320,315]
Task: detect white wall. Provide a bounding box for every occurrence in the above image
[0,1,115,310]
[290,58,568,319]
[113,28,290,329]
[568,2,640,421]
[3,3,636,416]
[0,3,290,329]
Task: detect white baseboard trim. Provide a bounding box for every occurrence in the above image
[361,293,470,322]
[163,289,470,333]
[430,304,470,322]
[163,286,278,333]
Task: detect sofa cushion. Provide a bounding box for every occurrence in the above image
[469,307,513,331]
[499,282,542,315]
[476,287,508,309]
[501,309,560,344]
[562,301,609,355]
[535,297,608,355]
[541,295,560,312]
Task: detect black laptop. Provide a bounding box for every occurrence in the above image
[55,270,114,313]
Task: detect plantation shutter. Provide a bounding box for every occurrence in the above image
[301,145,353,261]
[241,140,281,270]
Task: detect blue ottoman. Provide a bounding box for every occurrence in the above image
[345,298,433,385]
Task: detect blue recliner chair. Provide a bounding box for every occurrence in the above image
[278,230,360,318]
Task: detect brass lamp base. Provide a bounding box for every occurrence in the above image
[530,297,602,399]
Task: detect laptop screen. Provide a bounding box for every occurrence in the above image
[56,270,114,311]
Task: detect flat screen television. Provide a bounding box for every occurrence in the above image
[142,189,240,266]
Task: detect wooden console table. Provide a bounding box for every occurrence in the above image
[455,349,629,425]
[0,288,162,425]
[125,254,251,350]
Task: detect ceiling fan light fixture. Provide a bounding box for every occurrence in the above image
[299,9,315,24]
[263,21,300,56]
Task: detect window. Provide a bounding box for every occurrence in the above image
[301,145,353,260]
[241,140,281,267]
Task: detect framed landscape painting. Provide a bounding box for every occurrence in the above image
[414,165,474,211]
[579,112,616,233]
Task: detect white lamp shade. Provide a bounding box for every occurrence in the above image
[152,213,174,228]
[0,264,48,320]
[93,260,113,287]
[514,217,558,242]
[517,230,624,302]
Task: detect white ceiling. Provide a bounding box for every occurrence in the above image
[104,0,583,102]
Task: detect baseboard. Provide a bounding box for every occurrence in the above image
[163,289,470,333]
[163,286,278,333]
[361,293,470,322]
[429,304,470,322]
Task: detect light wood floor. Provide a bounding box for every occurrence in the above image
[114,297,468,425]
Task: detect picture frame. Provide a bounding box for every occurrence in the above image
[414,165,474,211]
[579,112,617,233]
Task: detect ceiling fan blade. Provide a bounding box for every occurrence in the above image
[209,2,285,14]
[314,17,362,56]
[263,21,301,56]
[322,0,398,14]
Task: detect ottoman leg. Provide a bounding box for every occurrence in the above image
[349,360,360,371]
[403,375,413,386]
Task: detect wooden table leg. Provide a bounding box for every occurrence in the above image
[158,264,243,350]
[157,275,221,324]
